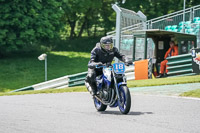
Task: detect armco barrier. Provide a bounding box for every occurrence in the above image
[68,65,135,87]
[11,75,69,92]
[11,86,34,92]
[11,65,135,92]
[167,54,196,77]
[33,76,69,90]
[68,72,88,87]
[125,65,135,80]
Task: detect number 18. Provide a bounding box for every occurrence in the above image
[115,64,123,69]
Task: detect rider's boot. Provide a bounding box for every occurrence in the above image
[157,74,164,78]
[85,81,97,96]
[90,84,97,96]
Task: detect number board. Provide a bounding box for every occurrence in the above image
[113,63,125,74]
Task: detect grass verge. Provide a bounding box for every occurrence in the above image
[127,75,200,87]
[0,51,90,92]
[1,74,200,96]
[0,86,87,96]
[180,89,200,98]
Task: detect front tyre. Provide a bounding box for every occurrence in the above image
[118,86,131,114]
[94,97,107,111]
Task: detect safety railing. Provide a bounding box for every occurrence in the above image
[147,5,200,30]
[68,65,136,87]
[68,72,88,87]
[166,54,196,77]
[11,65,135,92]
[11,75,69,92]
[33,76,69,90]
[10,86,34,92]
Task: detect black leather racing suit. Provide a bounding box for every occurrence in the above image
[85,44,125,92]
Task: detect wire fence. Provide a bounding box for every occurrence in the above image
[147,5,200,30]
[109,4,146,60]
[109,4,200,61]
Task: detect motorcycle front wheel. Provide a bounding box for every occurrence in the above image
[118,86,131,114]
[94,97,107,111]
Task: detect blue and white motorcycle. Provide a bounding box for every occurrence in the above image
[93,63,131,114]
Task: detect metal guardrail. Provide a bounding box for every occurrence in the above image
[167,54,196,77]
[11,65,135,92]
[11,75,69,92]
[68,65,136,87]
[125,65,135,80]
[11,86,34,92]
[33,76,69,90]
[68,72,88,87]
[147,5,200,30]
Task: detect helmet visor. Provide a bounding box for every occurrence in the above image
[101,43,113,51]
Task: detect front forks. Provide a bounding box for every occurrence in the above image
[112,70,120,99]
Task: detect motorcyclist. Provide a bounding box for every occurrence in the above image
[85,36,129,96]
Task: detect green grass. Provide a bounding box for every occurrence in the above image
[127,75,200,87]
[1,50,200,97]
[1,74,200,96]
[0,51,90,92]
[0,86,87,96]
[180,89,200,98]
[127,76,200,98]
[52,37,100,52]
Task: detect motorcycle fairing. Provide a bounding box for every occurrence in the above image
[103,67,112,81]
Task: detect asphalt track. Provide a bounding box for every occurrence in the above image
[130,83,200,96]
[0,91,200,133]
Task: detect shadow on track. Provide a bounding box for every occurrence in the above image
[99,111,153,115]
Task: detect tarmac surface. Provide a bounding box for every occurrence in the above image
[130,83,200,96]
[0,88,200,133]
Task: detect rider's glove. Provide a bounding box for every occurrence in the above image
[96,62,103,67]
[88,62,103,69]
[122,56,126,62]
[124,58,133,66]
[125,62,130,66]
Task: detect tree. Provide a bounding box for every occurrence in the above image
[61,0,103,38]
[122,0,200,20]
[0,0,64,55]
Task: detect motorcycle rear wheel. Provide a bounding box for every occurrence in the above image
[94,97,107,111]
[118,86,131,114]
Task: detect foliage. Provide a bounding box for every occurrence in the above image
[52,37,101,52]
[0,0,64,55]
[1,0,199,55]
[60,0,117,38]
[123,0,199,19]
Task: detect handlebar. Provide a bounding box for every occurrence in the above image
[96,64,112,69]
[125,62,134,66]
[96,62,133,69]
